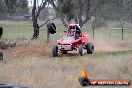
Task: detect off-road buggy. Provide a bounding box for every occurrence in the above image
[52,24,94,57]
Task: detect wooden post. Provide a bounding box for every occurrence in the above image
[47,29,50,43]
[122,28,123,40]
[93,28,95,40]
[0,52,3,61]
[109,29,111,40]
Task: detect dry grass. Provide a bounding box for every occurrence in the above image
[0,57,80,88]
[0,53,131,88]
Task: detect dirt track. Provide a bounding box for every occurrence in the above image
[2,39,132,58]
[3,44,51,58]
[94,40,132,52]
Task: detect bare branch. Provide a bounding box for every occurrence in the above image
[81,0,91,25]
[39,0,45,8]
[82,0,105,25]
[83,0,87,5]
[49,0,68,28]
[39,17,57,28]
[90,0,105,17]
[36,0,48,18]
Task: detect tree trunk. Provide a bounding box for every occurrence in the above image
[32,0,38,39]
[33,18,38,38]
[31,0,48,39]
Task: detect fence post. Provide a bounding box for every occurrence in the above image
[93,28,95,40]
[122,28,123,40]
[47,29,50,43]
[109,29,111,40]
[0,52,3,61]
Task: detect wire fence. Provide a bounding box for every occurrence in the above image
[91,27,132,41]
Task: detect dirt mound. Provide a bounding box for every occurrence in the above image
[3,43,52,58]
[0,38,30,50]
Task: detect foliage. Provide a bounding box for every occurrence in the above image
[98,0,132,22]
[38,8,49,21]
[4,0,29,14]
[58,0,74,21]
[0,0,7,19]
[51,0,132,28]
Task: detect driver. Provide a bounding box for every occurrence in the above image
[68,28,74,36]
[67,24,82,39]
[75,24,82,39]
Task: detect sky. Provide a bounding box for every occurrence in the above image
[28,0,42,6]
[28,0,52,7]
[28,0,34,6]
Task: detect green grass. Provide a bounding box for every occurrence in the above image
[1,21,132,42]
[2,24,32,40]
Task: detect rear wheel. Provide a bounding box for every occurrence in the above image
[86,42,94,54]
[62,50,68,54]
[52,45,58,57]
[79,45,84,56]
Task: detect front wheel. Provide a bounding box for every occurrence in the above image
[86,42,94,54]
[79,45,84,56]
[52,45,58,57]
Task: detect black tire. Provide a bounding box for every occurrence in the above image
[79,77,89,86]
[62,51,68,54]
[79,45,84,56]
[86,42,94,54]
[52,45,58,57]
[0,27,3,38]
[0,52,3,60]
[47,23,56,34]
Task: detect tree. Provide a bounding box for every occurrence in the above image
[49,0,69,28]
[4,0,29,14]
[70,0,106,28]
[0,0,7,19]
[58,0,73,22]
[49,0,106,28]
[30,0,131,39]
[18,0,29,13]
[32,0,48,39]
[49,0,132,28]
